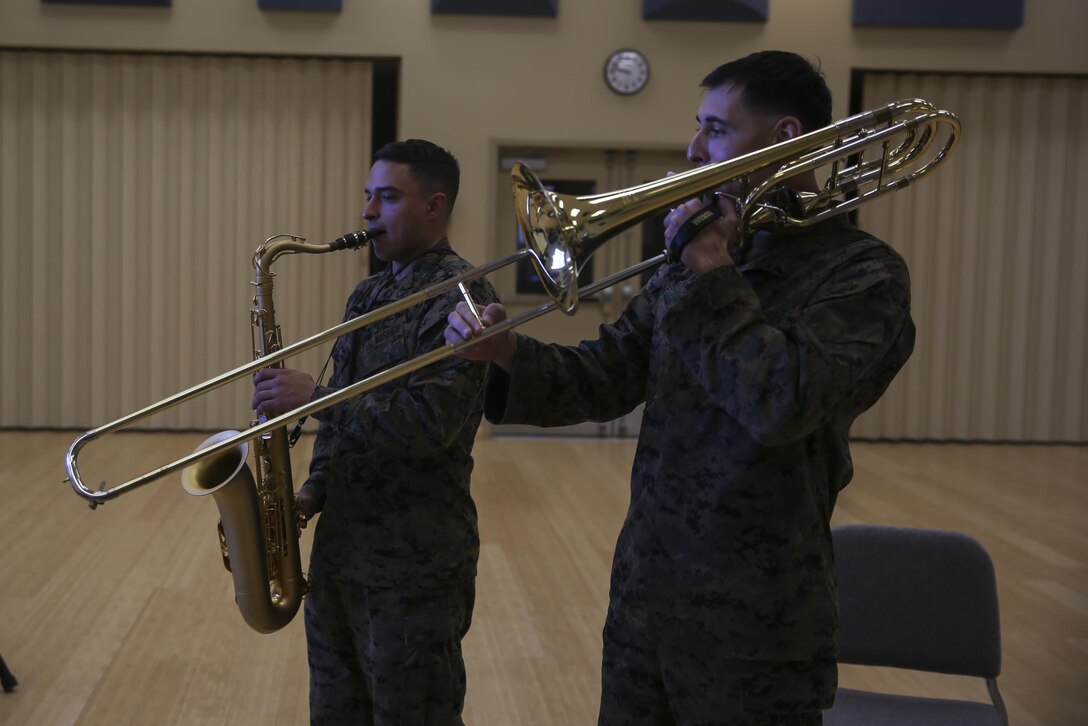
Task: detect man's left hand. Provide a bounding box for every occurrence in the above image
[252,368,317,418]
[663,194,740,274]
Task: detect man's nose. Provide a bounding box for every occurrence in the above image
[687,137,705,165]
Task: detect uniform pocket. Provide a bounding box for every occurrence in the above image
[403,606,464,649]
[398,607,468,726]
[738,659,836,716]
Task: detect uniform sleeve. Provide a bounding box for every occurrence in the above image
[307,278,497,457]
[660,252,914,446]
[485,289,654,427]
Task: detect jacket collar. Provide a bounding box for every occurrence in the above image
[382,238,456,288]
[738,211,852,276]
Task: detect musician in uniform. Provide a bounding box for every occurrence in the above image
[445,51,916,724]
[253,138,498,725]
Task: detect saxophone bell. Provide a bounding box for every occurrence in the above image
[181,431,308,633]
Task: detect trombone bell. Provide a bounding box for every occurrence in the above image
[512,163,581,314]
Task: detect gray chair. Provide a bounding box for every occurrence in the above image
[824,524,1008,726]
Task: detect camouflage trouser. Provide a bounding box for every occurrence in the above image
[304,575,474,726]
[598,598,834,726]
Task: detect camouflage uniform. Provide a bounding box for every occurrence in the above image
[301,241,498,726]
[484,216,915,724]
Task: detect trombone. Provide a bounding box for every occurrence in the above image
[65,98,959,506]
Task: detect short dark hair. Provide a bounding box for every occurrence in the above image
[701,51,833,133]
[373,138,460,213]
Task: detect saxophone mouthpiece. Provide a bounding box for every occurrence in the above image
[331,229,385,251]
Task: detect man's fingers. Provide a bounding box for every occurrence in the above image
[450,303,486,336]
[252,372,283,413]
[445,311,474,346]
[480,303,508,327]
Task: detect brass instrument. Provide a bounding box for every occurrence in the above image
[177,231,373,632]
[519,98,959,312]
[64,98,959,630]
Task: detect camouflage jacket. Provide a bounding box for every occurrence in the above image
[485,216,915,661]
[301,241,498,590]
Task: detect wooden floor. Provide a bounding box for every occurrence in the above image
[0,431,1085,725]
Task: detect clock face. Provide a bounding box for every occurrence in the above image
[604,49,650,96]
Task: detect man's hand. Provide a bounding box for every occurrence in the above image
[251,367,316,418]
[295,489,321,528]
[444,301,517,373]
[663,194,740,274]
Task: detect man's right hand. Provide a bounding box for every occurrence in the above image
[444,301,516,373]
[295,489,321,528]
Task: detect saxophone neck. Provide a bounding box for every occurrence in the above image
[253,233,308,276]
[253,229,381,276]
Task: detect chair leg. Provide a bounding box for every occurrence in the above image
[987,678,1008,726]
[0,653,16,693]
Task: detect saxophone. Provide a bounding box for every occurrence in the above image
[181,230,377,633]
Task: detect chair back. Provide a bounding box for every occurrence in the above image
[833,524,1001,678]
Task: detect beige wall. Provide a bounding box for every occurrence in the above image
[3,0,1087,267]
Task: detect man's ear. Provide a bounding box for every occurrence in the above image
[426,192,449,220]
[774,116,804,142]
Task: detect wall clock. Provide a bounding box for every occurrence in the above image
[604,49,650,96]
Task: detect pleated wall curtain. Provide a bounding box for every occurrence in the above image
[1,50,374,430]
[853,72,1087,442]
